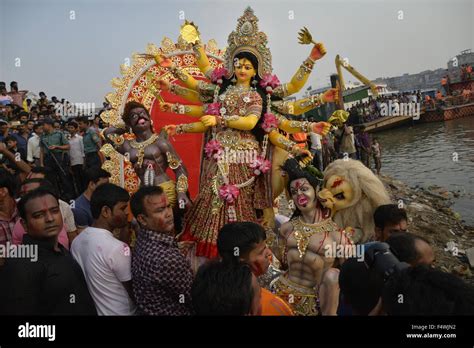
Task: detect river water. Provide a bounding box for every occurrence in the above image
[376,117,474,226]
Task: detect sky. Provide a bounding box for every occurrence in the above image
[1,0,473,105]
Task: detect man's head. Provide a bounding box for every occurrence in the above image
[10,81,18,92]
[374,204,408,241]
[5,135,17,150]
[33,122,44,136]
[192,261,262,316]
[217,222,271,276]
[90,183,130,230]
[0,119,9,133]
[130,186,174,233]
[26,119,35,131]
[67,121,79,135]
[84,167,111,194]
[0,168,16,201]
[53,120,61,131]
[18,187,63,240]
[386,232,435,266]
[39,92,46,99]
[77,116,90,132]
[382,265,474,315]
[42,118,54,133]
[19,112,29,123]
[122,101,151,133]
[93,115,101,127]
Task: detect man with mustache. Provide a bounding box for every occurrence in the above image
[0,187,96,315]
[270,158,352,316]
[103,101,191,209]
[130,186,193,315]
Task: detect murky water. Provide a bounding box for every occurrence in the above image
[376,117,474,225]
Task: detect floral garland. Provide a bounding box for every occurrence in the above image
[204,139,223,160]
[259,73,281,134]
[206,102,222,116]
[261,112,279,132]
[210,67,228,84]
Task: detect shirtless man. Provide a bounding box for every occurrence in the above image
[271,158,352,315]
[103,101,191,209]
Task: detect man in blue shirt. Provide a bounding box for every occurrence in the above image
[73,167,110,228]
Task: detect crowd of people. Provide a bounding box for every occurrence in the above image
[345,91,421,124]
[0,81,107,202]
[2,169,473,316]
[306,122,382,175]
[1,80,473,317]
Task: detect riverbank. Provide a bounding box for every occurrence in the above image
[381,175,474,284]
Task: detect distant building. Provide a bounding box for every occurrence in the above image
[373,68,445,92]
[373,50,474,92]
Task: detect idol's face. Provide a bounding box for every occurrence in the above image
[290,178,317,213]
[129,107,150,133]
[235,58,256,85]
[318,175,354,212]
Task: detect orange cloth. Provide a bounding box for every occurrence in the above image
[292,132,307,142]
[291,132,308,149]
[260,288,294,316]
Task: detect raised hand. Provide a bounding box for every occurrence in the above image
[158,101,173,112]
[163,124,177,136]
[154,54,174,68]
[312,122,331,136]
[291,145,312,159]
[155,79,170,91]
[310,42,327,61]
[322,88,339,103]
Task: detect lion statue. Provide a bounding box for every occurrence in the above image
[317,159,391,243]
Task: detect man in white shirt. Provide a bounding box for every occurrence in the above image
[309,131,323,172]
[67,121,85,195]
[71,183,136,316]
[26,122,43,167]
